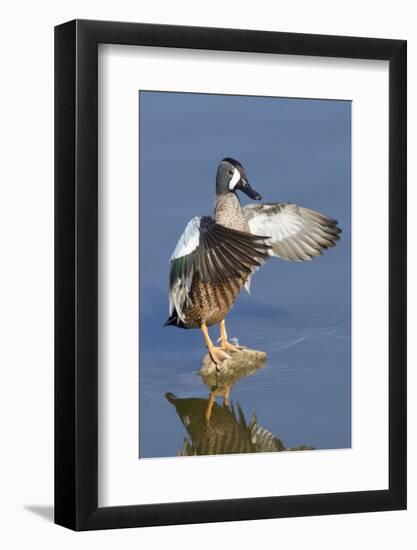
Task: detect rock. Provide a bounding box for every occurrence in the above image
[200,348,267,388]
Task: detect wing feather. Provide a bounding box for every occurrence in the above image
[243,203,341,262]
[168,216,270,322]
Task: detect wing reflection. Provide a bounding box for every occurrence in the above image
[166,348,314,456]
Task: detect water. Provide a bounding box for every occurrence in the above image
[139,91,351,458]
[139,290,351,457]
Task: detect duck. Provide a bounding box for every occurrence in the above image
[164,157,341,364]
[166,392,313,455]
[165,392,287,455]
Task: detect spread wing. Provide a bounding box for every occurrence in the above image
[168,216,270,322]
[243,203,341,262]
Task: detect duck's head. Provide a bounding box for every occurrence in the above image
[216,158,262,200]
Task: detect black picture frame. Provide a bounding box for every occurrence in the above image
[55,19,407,531]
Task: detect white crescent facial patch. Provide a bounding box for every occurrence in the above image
[229,167,241,190]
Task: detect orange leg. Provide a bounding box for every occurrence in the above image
[201,321,231,365]
[219,319,241,352]
[205,392,216,421]
[205,385,232,421]
[222,385,231,406]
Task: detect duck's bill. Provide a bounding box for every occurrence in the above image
[237,178,262,200]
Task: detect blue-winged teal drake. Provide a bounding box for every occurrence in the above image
[165,158,341,364]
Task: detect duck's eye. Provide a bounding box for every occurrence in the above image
[229,170,234,176]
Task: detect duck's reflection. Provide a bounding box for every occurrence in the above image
[166,349,314,456]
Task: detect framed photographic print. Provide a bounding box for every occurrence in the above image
[55,19,406,530]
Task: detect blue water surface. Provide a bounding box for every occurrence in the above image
[139,91,351,458]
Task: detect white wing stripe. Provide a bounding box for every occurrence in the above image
[170,216,201,261]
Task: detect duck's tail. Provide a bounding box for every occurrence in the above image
[163,309,188,329]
